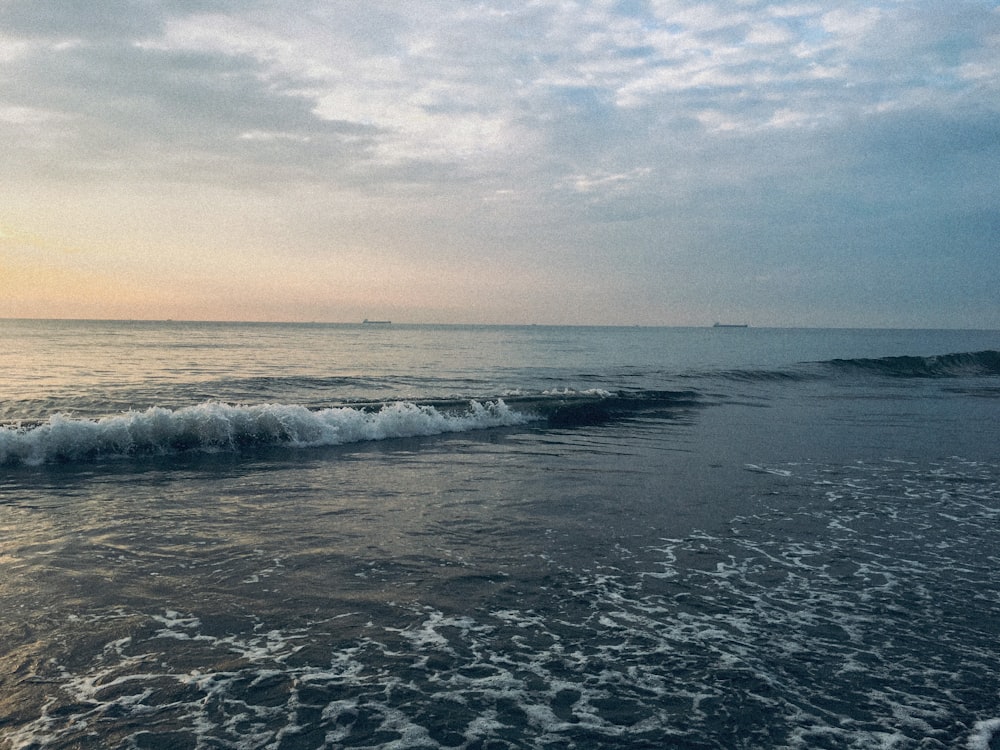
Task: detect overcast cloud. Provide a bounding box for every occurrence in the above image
[2,0,998,326]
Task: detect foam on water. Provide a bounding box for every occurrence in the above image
[969,719,1000,750]
[0,399,533,465]
[5,457,999,749]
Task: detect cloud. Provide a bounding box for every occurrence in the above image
[0,104,63,125]
[6,0,996,176]
[562,167,653,194]
[1,0,998,325]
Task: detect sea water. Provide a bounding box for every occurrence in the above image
[1,320,999,749]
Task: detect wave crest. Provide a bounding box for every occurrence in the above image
[0,400,532,466]
[826,350,1000,378]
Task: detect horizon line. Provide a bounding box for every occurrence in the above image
[1,317,996,332]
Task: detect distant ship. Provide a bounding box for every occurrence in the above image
[362,319,391,325]
[712,322,749,328]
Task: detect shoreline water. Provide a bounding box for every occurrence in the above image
[1,322,998,748]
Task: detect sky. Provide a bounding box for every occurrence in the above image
[1,0,998,327]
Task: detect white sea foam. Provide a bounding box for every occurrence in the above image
[541,387,613,397]
[744,463,794,476]
[0,399,534,465]
[968,718,1000,750]
[5,458,999,749]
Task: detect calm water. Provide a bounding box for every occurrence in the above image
[1,320,999,749]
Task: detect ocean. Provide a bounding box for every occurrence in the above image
[1,320,999,750]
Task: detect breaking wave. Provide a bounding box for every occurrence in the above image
[0,390,705,466]
[0,400,533,466]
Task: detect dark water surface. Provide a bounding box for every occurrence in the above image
[1,322,999,749]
